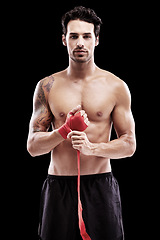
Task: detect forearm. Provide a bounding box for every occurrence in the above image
[27,129,64,157]
[91,135,136,159]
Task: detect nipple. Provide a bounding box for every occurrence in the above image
[97,111,103,117]
[59,112,65,117]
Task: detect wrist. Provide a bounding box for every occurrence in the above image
[58,123,71,139]
[89,142,107,157]
[88,142,99,156]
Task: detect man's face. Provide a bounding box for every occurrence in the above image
[63,20,99,63]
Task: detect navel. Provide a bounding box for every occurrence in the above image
[97,111,103,117]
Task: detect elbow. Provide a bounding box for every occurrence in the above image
[27,135,51,157]
[121,132,136,158]
[128,143,136,157]
[126,138,136,157]
[27,149,36,157]
[27,136,39,157]
[27,141,36,157]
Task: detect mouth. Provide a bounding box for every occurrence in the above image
[74,50,87,54]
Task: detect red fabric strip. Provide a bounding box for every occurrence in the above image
[77,150,91,240]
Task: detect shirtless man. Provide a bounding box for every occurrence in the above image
[27,6,136,240]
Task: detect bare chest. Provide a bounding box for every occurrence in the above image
[48,79,116,122]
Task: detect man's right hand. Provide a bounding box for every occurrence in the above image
[58,105,89,139]
[68,105,89,126]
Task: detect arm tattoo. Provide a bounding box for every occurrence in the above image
[33,76,54,132]
[44,76,54,93]
[34,76,54,112]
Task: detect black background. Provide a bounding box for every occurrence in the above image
[16,0,152,239]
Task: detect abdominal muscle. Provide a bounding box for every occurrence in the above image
[48,120,112,176]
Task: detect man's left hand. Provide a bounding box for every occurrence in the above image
[68,131,94,156]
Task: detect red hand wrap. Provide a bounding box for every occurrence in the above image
[58,112,88,139]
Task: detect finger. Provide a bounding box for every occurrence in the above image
[72,145,81,151]
[82,114,87,121]
[81,114,89,125]
[84,118,89,126]
[71,135,85,141]
[72,140,83,145]
[69,105,81,116]
[81,112,89,124]
[79,110,85,116]
[67,131,80,139]
[68,131,85,138]
[81,112,87,119]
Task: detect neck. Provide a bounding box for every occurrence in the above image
[67,57,96,79]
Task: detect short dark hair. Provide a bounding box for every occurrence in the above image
[61,6,102,37]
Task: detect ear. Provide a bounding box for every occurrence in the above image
[62,34,67,46]
[95,36,99,46]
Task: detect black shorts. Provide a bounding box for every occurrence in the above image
[38,172,124,240]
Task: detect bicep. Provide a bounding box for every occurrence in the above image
[112,82,135,138]
[29,81,53,133]
[112,105,135,138]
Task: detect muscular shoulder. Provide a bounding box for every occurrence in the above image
[37,75,55,94]
[113,77,131,107]
[36,70,67,100]
[99,68,131,106]
[33,75,54,113]
[108,73,131,108]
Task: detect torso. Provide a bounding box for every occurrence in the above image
[46,67,121,175]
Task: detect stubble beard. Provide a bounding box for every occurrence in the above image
[70,52,92,63]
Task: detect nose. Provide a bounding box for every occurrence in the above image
[77,36,84,48]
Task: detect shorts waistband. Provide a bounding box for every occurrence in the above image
[47,172,112,181]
